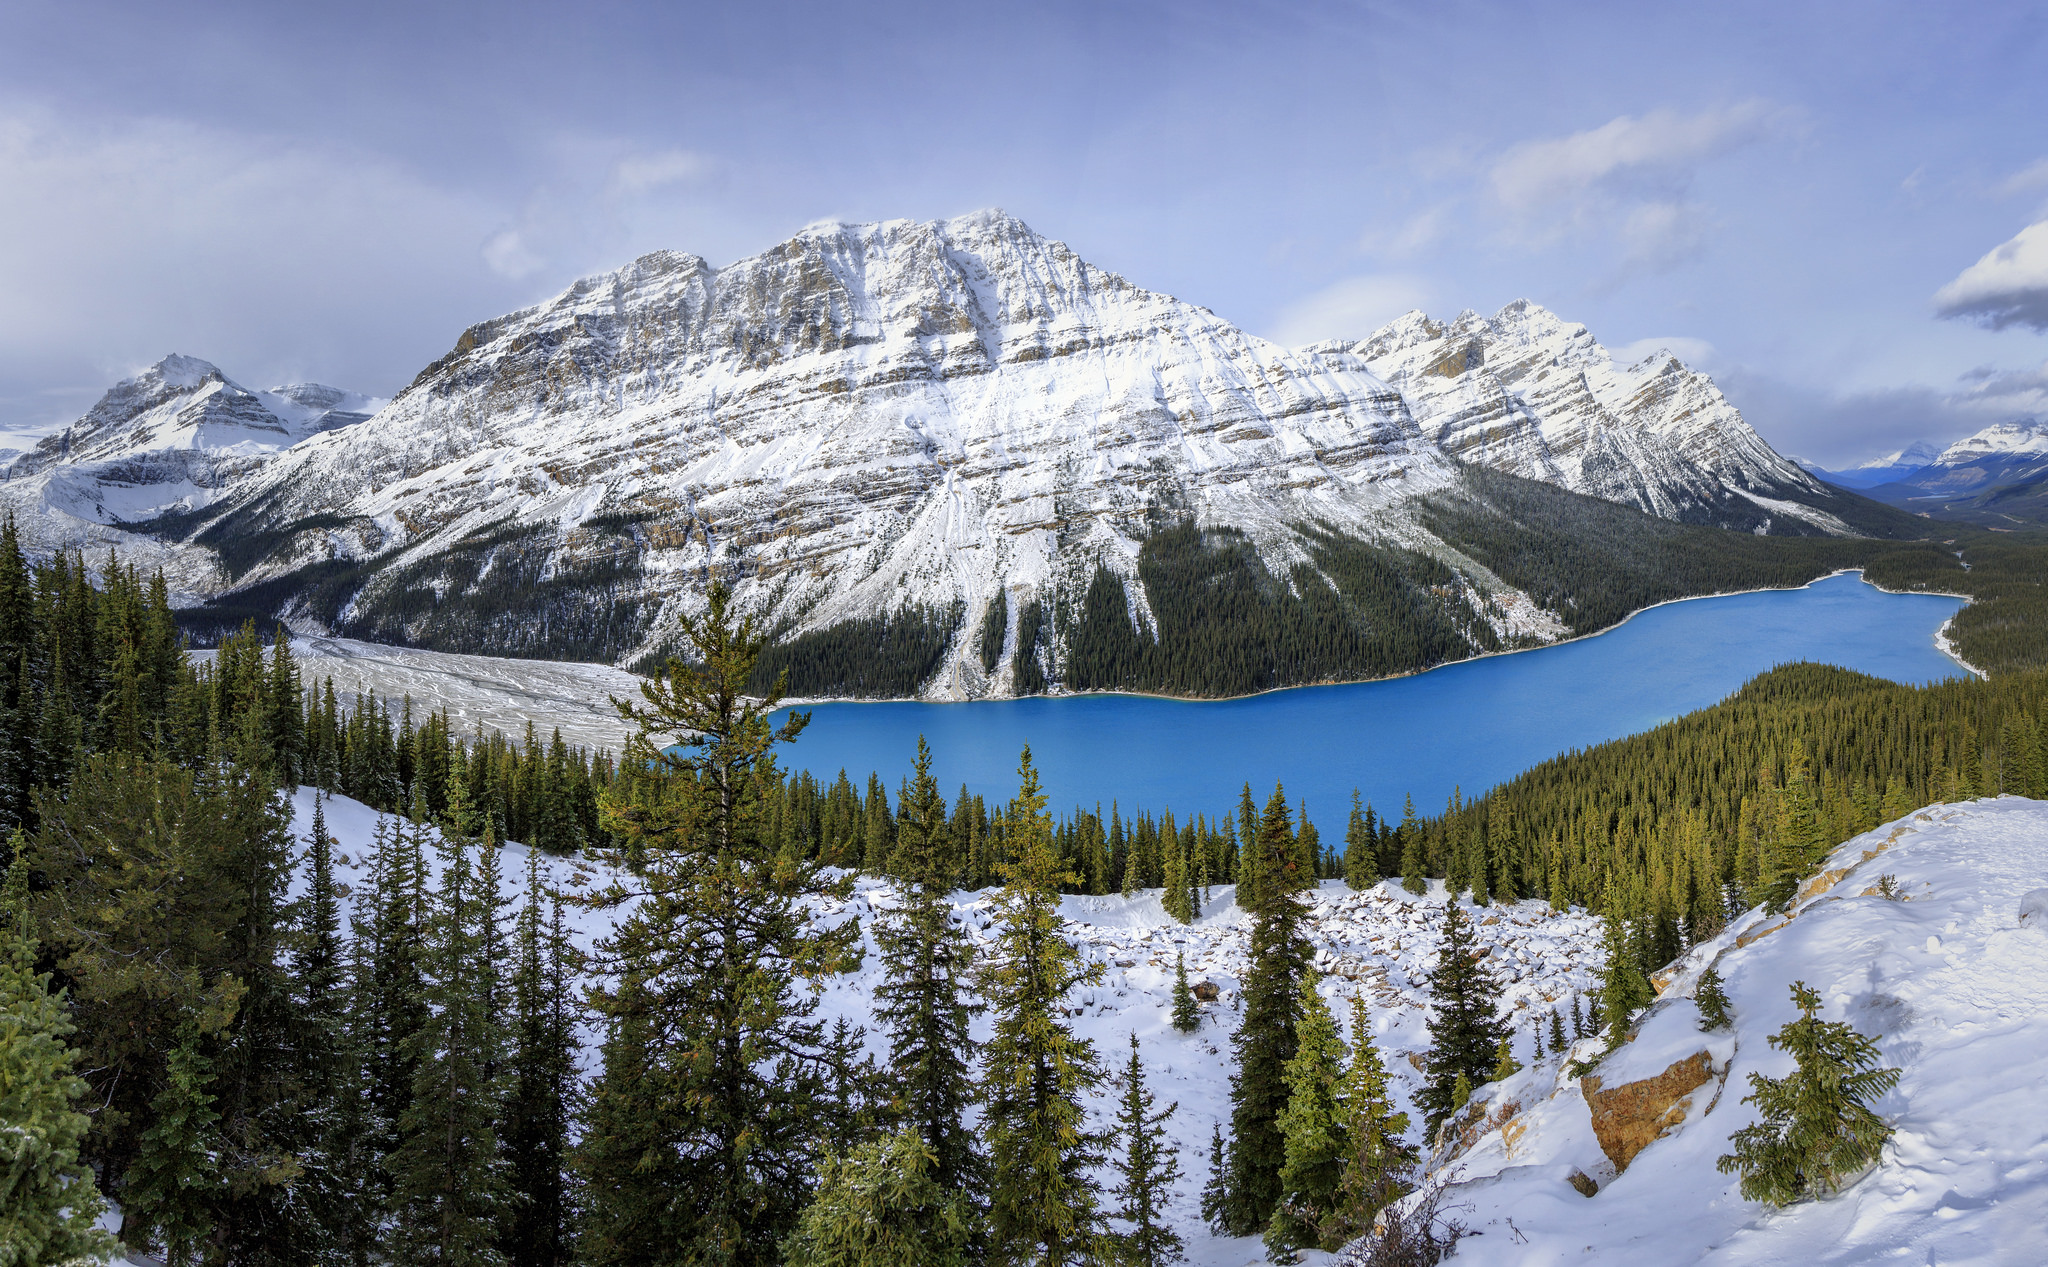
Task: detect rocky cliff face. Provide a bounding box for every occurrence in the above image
[0,355,382,597]
[198,210,1486,691]
[16,212,1880,691]
[1320,301,1847,533]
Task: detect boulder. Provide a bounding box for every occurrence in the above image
[1192,980,1220,1002]
[1581,1050,1715,1173]
[2021,889,2048,930]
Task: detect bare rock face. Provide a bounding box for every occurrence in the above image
[1582,1050,1715,1173]
[1343,301,1849,533]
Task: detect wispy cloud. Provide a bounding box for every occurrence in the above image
[1934,220,2048,331]
[1997,158,2048,196]
[608,148,711,197]
[1488,101,1790,277]
[1265,274,1433,347]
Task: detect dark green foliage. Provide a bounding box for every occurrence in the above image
[1011,600,1048,696]
[1170,951,1200,1034]
[1344,794,1378,891]
[1597,910,1655,1047]
[781,1128,974,1267]
[1105,1035,1184,1267]
[1198,1125,1229,1234]
[576,583,858,1267]
[1415,902,1505,1135]
[980,589,1009,673]
[873,739,984,1201]
[748,603,965,699]
[1222,786,1311,1235]
[1323,997,1415,1249]
[1268,975,1347,1258]
[1695,964,1733,1031]
[979,747,1103,1266]
[0,852,120,1267]
[1717,982,1900,1206]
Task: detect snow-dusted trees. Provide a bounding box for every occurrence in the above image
[1104,1034,1184,1267]
[1416,901,1506,1135]
[1718,981,1899,1205]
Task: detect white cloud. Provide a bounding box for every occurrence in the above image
[1487,102,1785,277]
[1608,335,1717,369]
[609,148,710,197]
[1997,158,2048,196]
[1934,220,2048,330]
[482,228,546,279]
[1265,275,1433,347]
[1357,208,1447,260]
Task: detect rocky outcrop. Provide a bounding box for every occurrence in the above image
[1582,1049,1715,1173]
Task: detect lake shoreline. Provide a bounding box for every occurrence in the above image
[778,567,1979,710]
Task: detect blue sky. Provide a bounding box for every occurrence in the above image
[2,0,2044,465]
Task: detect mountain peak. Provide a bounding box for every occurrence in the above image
[145,353,225,390]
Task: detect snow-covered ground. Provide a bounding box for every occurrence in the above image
[228,787,2048,1266]
[1432,796,2048,1266]
[270,787,1603,1267]
[196,636,645,754]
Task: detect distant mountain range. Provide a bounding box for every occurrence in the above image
[1802,421,2048,526]
[2,211,1916,695]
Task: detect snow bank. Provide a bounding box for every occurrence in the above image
[1428,796,2048,1266]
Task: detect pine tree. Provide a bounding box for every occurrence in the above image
[289,793,360,1256]
[1161,831,1191,924]
[1547,1008,1568,1055]
[1415,901,1504,1135]
[1716,982,1900,1206]
[1198,1125,1229,1234]
[1570,994,1587,1039]
[389,796,512,1267]
[1104,1035,1184,1267]
[781,1127,973,1267]
[1398,797,1425,896]
[1694,964,1733,1031]
[1267,974,1347,1258]
[1324,996,1414,1246]
[874,736,984,1201]
[1343,793,1378,891]
[576,583,858,1267]
[1490,1035,1520,1083]
[123,1020,223,1265]
[1169,951,1199,1034]
[1221,785,1311,1235]
[1597,910,1654,1048]
[504,853,578,1267]
[0,851,121,1267]
[979,746,1103,1267]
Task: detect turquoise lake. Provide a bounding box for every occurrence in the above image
[773,573,1970,833]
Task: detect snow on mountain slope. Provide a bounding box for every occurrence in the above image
[282,782,1607,1267]
[1322,303,1849,533]
[0,355,383,597]
[203,210,1467,688]
[1799,441,1940,490]
[1417,796,2048,1266]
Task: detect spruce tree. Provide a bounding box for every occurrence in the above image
[1325,996,1414,1246]
[1104,1035,1184,1267]
[874,736,984,1201]
[0,851,120,1267]
[504,853,578,1267]
[1221,785,1311,1235]
[979,747,1103,1267]
[1342,793,1378,891]
[1161,830,1191,924]
[1169,951,1200,1034]
[1717,982,1899,1205]
[1548,1007,1568,1054]
[290,793,360,1255]
[576,583,858,1267]
[1198,1124,1229,1234]
[390,798,512,1267]
[1695,964,1733,1031]
[781,1127,972,1267]
[1267,974,1347,1257]
[1597,909,1654,1048]
[123,1021,222,1265]
[1415,901,1504,1135]
[1398,797,1425,896]
[1490,1035,1520,1083]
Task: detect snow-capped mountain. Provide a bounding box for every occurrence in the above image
[1311,303,1846,532]
[1859,419,2048,506]
[1801,440,1940,490]
[0,356,382,593]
